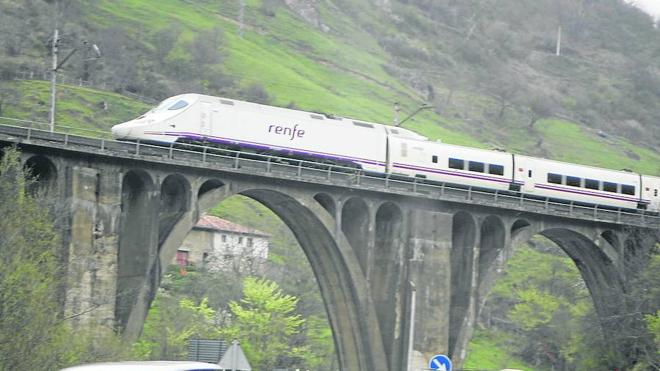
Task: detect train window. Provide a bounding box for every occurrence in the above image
[353,121,374,128]
[547,173,562,184]
[469,161,485,173]
[311,114,324,120]
[168,100,189,110]
[584,179,600,190]
[220,99,234,105]
[489,164,504,175]
[603,182,618,193]
[432,155,438,163]
[566,176,581,187]
[390,129,399,134]
[655,189,658,197]
[528,170,532,177]
[621,184,635,195]
[448,158,464,170]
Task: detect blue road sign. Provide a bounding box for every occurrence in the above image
[428,354,452,371]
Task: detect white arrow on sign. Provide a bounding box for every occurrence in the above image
[432,359,448,371]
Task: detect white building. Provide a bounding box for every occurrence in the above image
[173,214,270,274]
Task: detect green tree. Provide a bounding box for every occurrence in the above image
[133,294,221,360]
[0,148,71,370]
[0,149,131,370]
[222,277,305,370]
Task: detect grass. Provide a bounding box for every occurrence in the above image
[0,80,151,137]
[463,329,537,371]
[533,119,660,174]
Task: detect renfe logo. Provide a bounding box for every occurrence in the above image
[268,124,305,140]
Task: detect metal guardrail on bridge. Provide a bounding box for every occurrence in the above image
[0,121,658,229]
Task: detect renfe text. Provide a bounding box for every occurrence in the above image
[268,124,306,140]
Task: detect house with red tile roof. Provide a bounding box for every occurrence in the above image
[173,214,270,274]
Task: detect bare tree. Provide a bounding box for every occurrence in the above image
[527,93,555,128]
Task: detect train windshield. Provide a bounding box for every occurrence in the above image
[168,100,188,110]
[149,97,189,113]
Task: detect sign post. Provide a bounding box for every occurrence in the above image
[428,354,452,371]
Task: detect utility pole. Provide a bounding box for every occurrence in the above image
[49,29,59,132]
[48,30,101,133]
[393,102,401,126]
[556,25,562,56]
[407,281,417,371]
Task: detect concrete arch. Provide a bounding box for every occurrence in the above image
[449,211,477,357]
[154,183,387,370]
[601,230,619,249]
[314,192,336,217]
[511,219,531,235]
[373,201,405,368]
[24,154,57,195]
[341,197,370,275]
[116,169,157,333]
[538,228,631,359]
[198,178,224,199]
[478,215,506,284]
[159,174,191,245]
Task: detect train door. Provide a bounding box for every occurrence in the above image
[647,178,660,211]
[515,155,536,193]
[200,101,213,137]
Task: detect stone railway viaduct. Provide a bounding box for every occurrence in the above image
[1,124,658,370]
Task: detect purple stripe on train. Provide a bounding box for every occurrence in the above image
[535,184,641,203]
[154,131,387,167]
[393,162,521,185]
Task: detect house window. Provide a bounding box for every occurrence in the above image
[175,250,189,267]
[221,235,227,242]
[448,158,464,170]
[247,238,254,247]
[238,236,243,244]
[202,253,209,265]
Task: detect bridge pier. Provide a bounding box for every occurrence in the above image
[406,210,454,369]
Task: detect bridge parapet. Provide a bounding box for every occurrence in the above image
[1,123,657,229]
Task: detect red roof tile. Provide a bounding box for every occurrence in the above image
[195,214,270,237]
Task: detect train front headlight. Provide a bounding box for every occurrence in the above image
[111,122,133,139]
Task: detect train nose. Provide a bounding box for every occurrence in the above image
[111,122,133,139]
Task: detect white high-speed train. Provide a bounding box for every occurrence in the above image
[111,93,660,212]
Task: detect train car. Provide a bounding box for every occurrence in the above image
[387,135,518,191]
[641,175,660,211]
[111,93,660,212]
[515,155,649,210]
[111,93,425,173]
